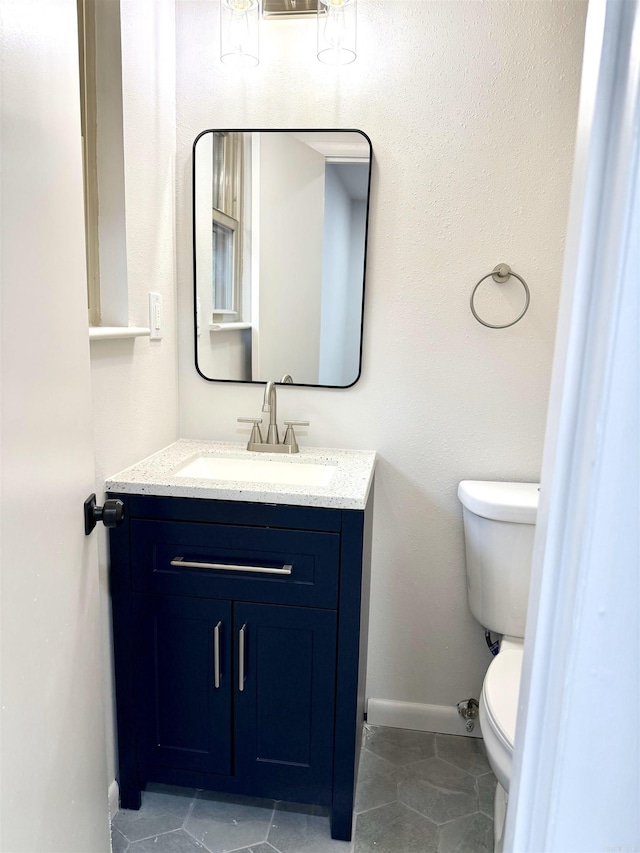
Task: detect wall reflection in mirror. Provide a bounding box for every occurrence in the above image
[193,130,371,387]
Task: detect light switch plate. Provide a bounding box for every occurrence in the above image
[149,292,162,341]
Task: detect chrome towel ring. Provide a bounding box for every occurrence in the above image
[470,264,530,329]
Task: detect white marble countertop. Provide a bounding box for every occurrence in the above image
[105,439,377,510]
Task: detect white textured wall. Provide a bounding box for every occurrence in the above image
[90,0,178,783]
[176,1,586,718]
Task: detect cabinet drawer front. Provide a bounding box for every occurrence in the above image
[131,520,339,608]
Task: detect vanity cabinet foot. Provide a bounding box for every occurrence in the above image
[330,807,355,843]
[109,492,373,841]
[118,787,141,811]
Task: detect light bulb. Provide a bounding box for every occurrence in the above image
[227,0,253,52]
[323,0,347,50]
[228,10,250,53]
[317,0,356,65]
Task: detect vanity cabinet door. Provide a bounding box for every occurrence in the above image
[133,594,232,777]
[234,602,337,790]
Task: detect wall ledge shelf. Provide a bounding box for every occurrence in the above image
[209,322,252,332]
[89,326,151,341]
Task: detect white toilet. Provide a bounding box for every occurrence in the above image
[458,480,539,853]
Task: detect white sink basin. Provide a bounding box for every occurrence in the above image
[173,455,338,488]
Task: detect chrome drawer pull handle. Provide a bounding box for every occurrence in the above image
[214,621,221,689]
[170,557,292,575]
[238,624,246,693]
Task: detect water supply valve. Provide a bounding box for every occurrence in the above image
[457,698,480,733]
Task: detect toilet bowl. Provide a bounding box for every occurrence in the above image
[479,646,523,792]
[479,646,523,853]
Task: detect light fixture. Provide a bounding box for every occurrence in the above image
[317,0,356,65]
[261,0,356,65]
[262,0,317,17]
[220,0,260,67]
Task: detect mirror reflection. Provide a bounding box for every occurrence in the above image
[193,130,372,387]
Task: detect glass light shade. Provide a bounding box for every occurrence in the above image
[220,0,260,67]
[317,0,356,65]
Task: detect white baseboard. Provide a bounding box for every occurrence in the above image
[366,698,482,738]
[108,779,119,820]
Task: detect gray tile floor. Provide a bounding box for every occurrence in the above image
[111,726,496,853]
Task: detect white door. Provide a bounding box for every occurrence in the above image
[1,2,110,851]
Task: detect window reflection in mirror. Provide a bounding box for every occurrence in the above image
[193,130,372,387]
[211,131,242,315]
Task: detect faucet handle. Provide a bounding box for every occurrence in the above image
[282,421,309,454]
[237,417,263,447]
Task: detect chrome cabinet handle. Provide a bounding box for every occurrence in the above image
[214,621,222,689]
[171,557,292,575]
[238,624,246,693]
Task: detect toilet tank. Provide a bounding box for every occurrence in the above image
[458,481,539,638]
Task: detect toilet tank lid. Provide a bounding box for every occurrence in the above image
[458,481,539,523]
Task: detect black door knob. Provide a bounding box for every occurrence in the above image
[84,493,125,535]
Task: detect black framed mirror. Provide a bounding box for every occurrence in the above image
[193,129,372,387]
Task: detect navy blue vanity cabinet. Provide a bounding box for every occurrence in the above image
[108,492,373,842]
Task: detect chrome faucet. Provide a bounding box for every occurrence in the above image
[237,379,309,454]
[262,381,279,445]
